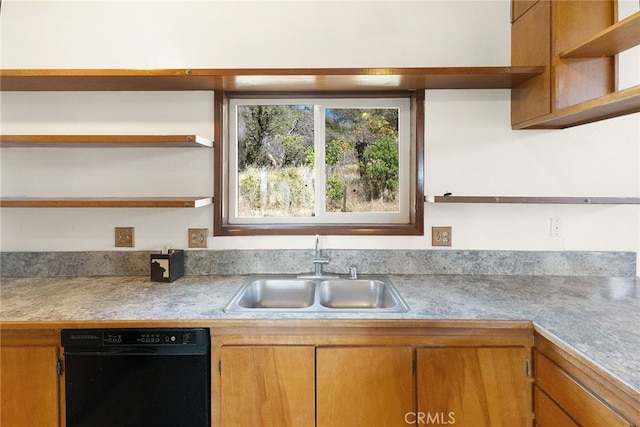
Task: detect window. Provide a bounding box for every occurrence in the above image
[214,91,424,236]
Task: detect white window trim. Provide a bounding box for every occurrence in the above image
[228,96,411,225]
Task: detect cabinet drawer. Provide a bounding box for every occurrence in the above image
[534,350,631,427]
[534,385,578,427]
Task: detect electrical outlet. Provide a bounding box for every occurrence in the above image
[115,227,135,247]
[188,228,208,248]
[432,226,452,246]
[550,218,562,238]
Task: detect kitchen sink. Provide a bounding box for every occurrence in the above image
[224,275,409,313]
[319,279,398,309]
[236,279,315,309]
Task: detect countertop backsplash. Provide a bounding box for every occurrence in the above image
[1,249,636,277]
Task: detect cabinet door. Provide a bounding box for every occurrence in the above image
[511,0,551,125]
[316,346,414,427]
[219,345,315,427]
[417,347,529,427]
[0,346,60,427]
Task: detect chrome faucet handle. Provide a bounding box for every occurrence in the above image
[349,265,358,279]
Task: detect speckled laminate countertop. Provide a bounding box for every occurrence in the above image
[1,274,638,395]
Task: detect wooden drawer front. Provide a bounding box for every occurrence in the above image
[535,385,578,427]
[534,351,632,427]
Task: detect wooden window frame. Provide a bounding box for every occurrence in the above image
[213,90,424,236]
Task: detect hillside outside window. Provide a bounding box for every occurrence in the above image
[215,92,424,236]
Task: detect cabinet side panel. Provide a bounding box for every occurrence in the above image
[417,347,530,427]
[220,346,315,427]
[553,0,616,109]
[511,0,552,125]
[512,0,540,23]
[0,346,60,427]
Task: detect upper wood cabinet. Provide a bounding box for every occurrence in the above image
[511,0,553,125]
[512,0,539,22]
[512,1,640,129]
[559,11,640,58]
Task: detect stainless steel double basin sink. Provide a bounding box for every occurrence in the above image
[224,275,409,313]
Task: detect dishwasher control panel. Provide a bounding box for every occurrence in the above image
[104,330,197,345]
[62,328,208,348]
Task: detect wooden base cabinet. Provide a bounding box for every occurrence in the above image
[417,347,530,427]
[316,346,414,427]
[219,346,315,427]
[219,345,414,427]
[0,332,62,427]
[534,349,633,427]
[218,344,532,427]
[534,386,579,427]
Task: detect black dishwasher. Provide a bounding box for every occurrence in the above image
[62,328,210,427]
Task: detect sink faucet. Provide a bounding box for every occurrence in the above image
[297,235,339,279]
[313,234,330,277]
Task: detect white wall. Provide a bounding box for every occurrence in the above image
[1,1,639,273]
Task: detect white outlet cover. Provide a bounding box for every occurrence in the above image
[550,218,562,238]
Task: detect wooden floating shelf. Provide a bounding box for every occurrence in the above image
[0,197,213,208]
[429,195,640,204]
[427,196,640,205]
[560,11,640,58]
[513,84,640,129]
[0,134,213,148]
[0,67,544,92]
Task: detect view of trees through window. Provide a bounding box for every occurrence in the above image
[236,104,400,218]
